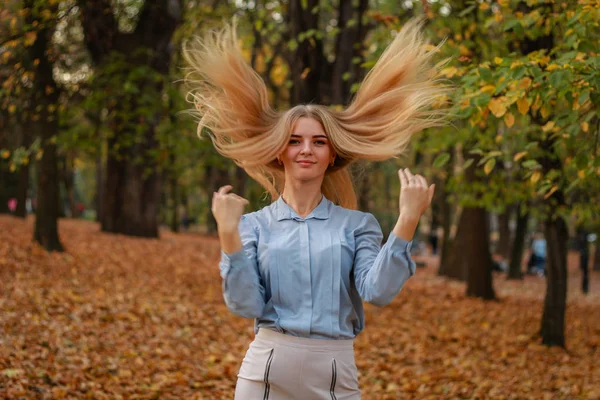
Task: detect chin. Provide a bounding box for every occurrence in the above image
[291,171,326,182]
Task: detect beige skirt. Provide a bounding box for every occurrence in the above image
[235,328,360,400]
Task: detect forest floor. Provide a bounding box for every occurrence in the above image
[1,215,599,400]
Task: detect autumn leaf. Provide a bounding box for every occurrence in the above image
[519,77,532,89]
[504,112,515,128]
[514,151,528,162]
[484,158,496,175]
[488,97,508,117]
[517,98,530,115]
[541,121,555,132]
[441,66,458,78]
[580,122,589,132]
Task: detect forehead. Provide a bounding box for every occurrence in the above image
[291,117,327,136]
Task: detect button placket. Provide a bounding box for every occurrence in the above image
[298,219,312,335]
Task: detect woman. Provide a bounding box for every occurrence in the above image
[184,18,447,399]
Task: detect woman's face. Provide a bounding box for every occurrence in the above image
[279,117,335,184]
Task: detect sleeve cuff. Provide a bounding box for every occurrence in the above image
[386,231,413,253]
[219,248,247,279]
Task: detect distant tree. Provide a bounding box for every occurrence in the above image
[78,0,182,237]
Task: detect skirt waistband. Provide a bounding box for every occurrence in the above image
[255,328,354,350]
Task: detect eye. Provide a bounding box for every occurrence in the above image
[315,140,327,145]
[288,139,300,145]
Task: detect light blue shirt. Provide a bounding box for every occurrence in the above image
[532,238,546,258]
[219,195,416,340]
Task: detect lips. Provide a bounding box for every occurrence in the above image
[297,160,316,165]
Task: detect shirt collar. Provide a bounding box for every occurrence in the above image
[275,195,330,221]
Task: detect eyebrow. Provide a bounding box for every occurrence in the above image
[290,134,329,139]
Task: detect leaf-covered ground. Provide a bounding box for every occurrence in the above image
[1,216,599,400]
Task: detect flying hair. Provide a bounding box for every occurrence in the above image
[183,18,449,209]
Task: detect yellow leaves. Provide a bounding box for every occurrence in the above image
[575,52,586,62]
[514,151,528,162]
[480,85,496,94]
[494,57,504,65]
[459,44,472,56]
[546,64,561,71]
[540,107,550,119]
[498,0,510,6]
[495,12,503,23]
[542,121,555,132]
[510,60,523,69]
[530,171,541,183]
[578,170,585,179]
[8,104,16,114]
[484,159,495,175]
[1,150,10,159]
[519,77,532,89]
[301,67,310,79]
[1,368,23,378]
[531,94,542,112]
[488,97,508,118]
[504,112,515,128]
[479,2,490,10]
[425,44,439,52]
[517,98,531,115]
[1,215,599,399]
[544,185,559,200]
[441,66,459,78]
[581,122,589,132]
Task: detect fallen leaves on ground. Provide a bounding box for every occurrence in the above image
[1,216,598,399]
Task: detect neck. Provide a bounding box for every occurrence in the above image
[281,179,323,218]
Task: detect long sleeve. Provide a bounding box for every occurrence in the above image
[353,213,416,307]
[219,214,266,318]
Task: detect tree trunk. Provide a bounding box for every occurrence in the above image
[576,228,589,294]
[507,206,528,280]
[62,154,78,218]
[497,207,512,259]
[79,0,181,237]
[287,0,370,106]
[594,243,600,271]
[287,0,323,104]
[169,174,179,233]
[14,121,30,218]
[27,4,63,251]
[0,112,11,214]
[95,139,104,222]
[465,207,496,299]
[540,217,568,347]
[330,0,369,105]
[442,150,495,299]
[101,153,161,237]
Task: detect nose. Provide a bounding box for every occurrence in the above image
[300,140,313,155]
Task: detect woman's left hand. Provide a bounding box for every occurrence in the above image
[398,168,435,218]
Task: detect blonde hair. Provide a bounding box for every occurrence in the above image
[183,19,448,209]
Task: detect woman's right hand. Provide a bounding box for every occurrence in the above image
[212,185,249,233]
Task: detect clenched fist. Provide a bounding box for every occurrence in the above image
[212,185,249,233]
